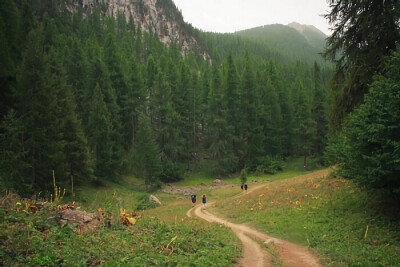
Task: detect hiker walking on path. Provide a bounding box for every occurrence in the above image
[202,194,207,208]
[191,194,197,207]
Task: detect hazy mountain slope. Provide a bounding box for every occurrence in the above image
[234,24,326,64]
[288,22,327,51]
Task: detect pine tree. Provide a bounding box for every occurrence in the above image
[0,109,31,195]
[312,62,328,156]
[86,83,114,179]
[241,52,263,167]
[258,65,283,157]
[208,64,237,174]
[15,41,74,190]
[225,52,242,159]
[293,78,316,170]
[324,0,400,130]
[134,115,161,191]
[122,55,145,149]
[271,62,294,156]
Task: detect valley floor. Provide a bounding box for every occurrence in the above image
[186,170,328,266]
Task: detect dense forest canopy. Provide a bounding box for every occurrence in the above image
[0,0,330,196]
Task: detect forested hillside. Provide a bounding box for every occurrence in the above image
[0,0,332,196]
[235,24,326,64]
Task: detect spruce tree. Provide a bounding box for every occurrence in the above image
[86,83,114,180]
[324,0,400,130]
[293,78,316,170]
[0,110,31,195]
[208,64,237,174]
[241,52,263,167]
[312,62,328,156]
[134,115,161,191]
[13,30,67,191]
[225,52,242,159]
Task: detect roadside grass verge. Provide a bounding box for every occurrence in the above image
[210,169,400,266]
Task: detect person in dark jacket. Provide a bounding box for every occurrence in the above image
[202,194,206,208]
[191,194,196,207]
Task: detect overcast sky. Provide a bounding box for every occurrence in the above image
[172,0,332,35]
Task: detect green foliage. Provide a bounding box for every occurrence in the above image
[326,51,400,196]
[0,201,240,266]
[0,1,332,194]
[133,115,161,191]
[324,0,400,129]
[255,155,284,176]
[160,160,184,183]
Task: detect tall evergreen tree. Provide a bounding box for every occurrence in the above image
[0,109,31,195]
[270,61,294,156]
[241,53,262,167]
[258,65,283,157]
[14,35,75,190]
[324,0,400,130]
[134,115,161,191]
[293,79,316,170]
[225,52,242,160]
[208,64,237,174]
[312,62,328,155]
[86,83,114,179]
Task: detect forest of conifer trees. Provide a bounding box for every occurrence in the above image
[0,0,333,195]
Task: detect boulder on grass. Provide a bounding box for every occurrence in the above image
[149,195,162,206]
[58,209,103,233]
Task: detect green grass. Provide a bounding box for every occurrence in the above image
[210,170,400,266]
[0,175,241,266]
[0,207,240,266]
[177,156,323,187]
[3,157,398,266]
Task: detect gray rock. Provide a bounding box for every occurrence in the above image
[149,195,162,206]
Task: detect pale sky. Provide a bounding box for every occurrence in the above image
[172,0,332,35]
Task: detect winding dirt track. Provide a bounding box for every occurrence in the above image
[186,170,327,267]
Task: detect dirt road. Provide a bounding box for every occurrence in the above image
[187,171,327,266]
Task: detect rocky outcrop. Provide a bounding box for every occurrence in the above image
[67,0,209,60]
[58,209,103,233]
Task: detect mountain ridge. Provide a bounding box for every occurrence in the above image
[234,23,327,64]
[66,0,209,59]
[288,22,327,50]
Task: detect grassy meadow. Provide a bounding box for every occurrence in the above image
[210,169,400,266]
[1,157,399,266]
[0,173,241,266]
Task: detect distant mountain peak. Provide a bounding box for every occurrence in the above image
[287,22,327,50]
[288,22,325,37]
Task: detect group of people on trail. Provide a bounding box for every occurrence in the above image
[191,194,206,208]
[191,183,248,208]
